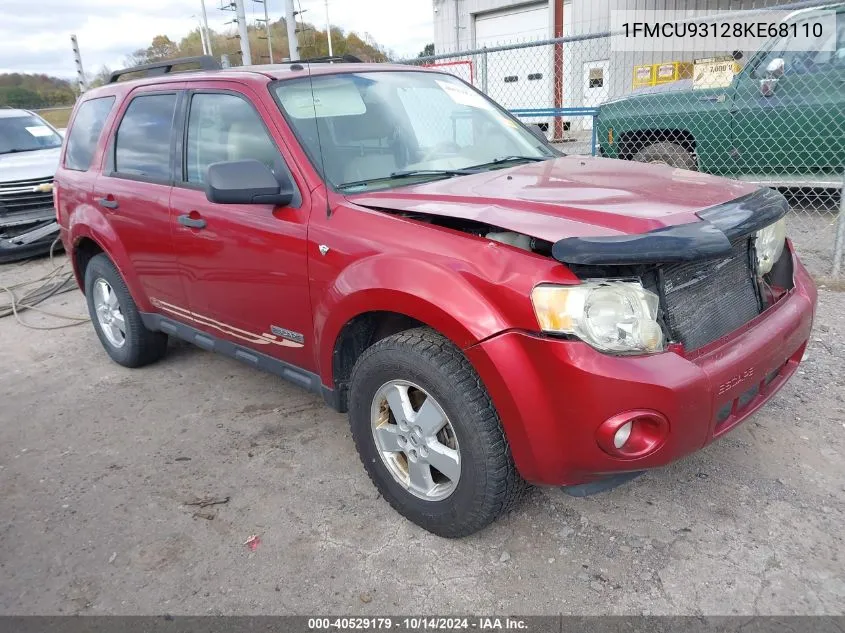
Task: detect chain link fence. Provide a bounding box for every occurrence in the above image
[407,0,845,279]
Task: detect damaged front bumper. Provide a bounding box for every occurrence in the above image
[0,212,60,263]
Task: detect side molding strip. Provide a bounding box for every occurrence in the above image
[140,312,341,411]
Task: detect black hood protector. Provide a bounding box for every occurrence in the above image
[551,187,789,266]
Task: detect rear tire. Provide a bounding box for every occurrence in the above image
[633,141,697,171]
[84,253,168,368]
[348,327,526,538]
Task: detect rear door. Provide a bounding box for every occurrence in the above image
[55,95,117,240]
[94,86,186,308]
[169,82,315,371]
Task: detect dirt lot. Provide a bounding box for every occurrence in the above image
[1,250,844,616]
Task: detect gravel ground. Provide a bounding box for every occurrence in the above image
[0,252,843,616]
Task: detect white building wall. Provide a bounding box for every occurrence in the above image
[433,0,554,54]
[431,0,800,125]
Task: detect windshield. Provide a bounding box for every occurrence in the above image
[0,114,63,155]
[271,71,556,192]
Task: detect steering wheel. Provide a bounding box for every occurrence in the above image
[419,141,462,164]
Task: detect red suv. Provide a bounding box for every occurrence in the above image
[54,56,816,537]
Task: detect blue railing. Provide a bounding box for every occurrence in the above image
[510,108,600,156]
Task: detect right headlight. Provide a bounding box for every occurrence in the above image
[531,280,664,354]
[755,218,786,275]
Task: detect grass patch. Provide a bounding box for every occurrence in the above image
[34,107,73,129]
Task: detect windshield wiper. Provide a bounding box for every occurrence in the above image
[337,168,478,191]
[0,148,38,155]
[483,155,550,167]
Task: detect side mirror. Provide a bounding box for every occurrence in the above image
[766,57,785,79]
[759,57,785,97]
[205,159,294,206]
[527,123,548,143]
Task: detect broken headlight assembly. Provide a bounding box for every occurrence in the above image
[755,218,786,275]
[531,280,664,354]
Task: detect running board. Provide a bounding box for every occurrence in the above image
[139,313,341,411]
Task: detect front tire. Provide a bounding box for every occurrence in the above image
[84,254,168,368]
[348,328,525,538]
[633,141,697,171]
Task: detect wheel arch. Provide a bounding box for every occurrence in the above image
[67,212,150,310]
[317,257,512,412]
[618,128,697,161]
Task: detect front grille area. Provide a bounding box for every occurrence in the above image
[0,176,54,217]
[660,238,762,351]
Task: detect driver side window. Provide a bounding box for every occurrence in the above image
[185,92,282,184]
[755,13,845,76]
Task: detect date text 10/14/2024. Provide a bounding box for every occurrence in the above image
[308,617,529,630]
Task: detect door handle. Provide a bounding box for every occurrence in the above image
[178,213,207,229]
[98,197,119,209]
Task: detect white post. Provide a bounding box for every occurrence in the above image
[263,0,274,63]
[234,0,252,65]
[833,172,845,278]
[200,0,214,55]
[197,17,209,55]
[285,0,300,61]
[325,0,333,57]
[70,34,87,93]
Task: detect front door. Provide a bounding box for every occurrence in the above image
[169,85,315,371]
[731,9,845,177]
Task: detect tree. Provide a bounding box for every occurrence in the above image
[146,35,180,62]
[418,43,435,58]
[0,86,44,108]
[88,66,113,89]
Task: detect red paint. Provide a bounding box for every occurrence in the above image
[55,65,817,487]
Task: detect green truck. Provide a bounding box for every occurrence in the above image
[596,4,845,188]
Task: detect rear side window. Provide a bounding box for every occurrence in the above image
[64,96,115,171]
[114,93,177,180]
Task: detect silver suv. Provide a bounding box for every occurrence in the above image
[0,107,63,262]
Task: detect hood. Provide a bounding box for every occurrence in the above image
[346,155,759,243]
[0,147,61,183]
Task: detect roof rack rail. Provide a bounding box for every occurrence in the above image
[298,54,363,64]
[108,55,221,83]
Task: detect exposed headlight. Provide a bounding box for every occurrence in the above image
[755,218,786,275]
[531,281,664,354]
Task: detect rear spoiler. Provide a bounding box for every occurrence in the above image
[551,187,789,266]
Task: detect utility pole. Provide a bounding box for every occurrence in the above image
[254,0,274,63]
[194,15,209,54]
[70,34,87,93]
[284,0,299,61]
[200,0,214,55]
[324,0,333,57]
[233,0,252,65]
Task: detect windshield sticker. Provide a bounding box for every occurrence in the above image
[25,125,54,137]
[435,80,492,110]
[278,80,366,119]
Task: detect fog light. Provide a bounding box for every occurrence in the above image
[596,410,669,459]
[613,421,633,448]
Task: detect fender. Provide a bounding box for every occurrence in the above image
[315,254,512,386]
[66,205,153,311]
